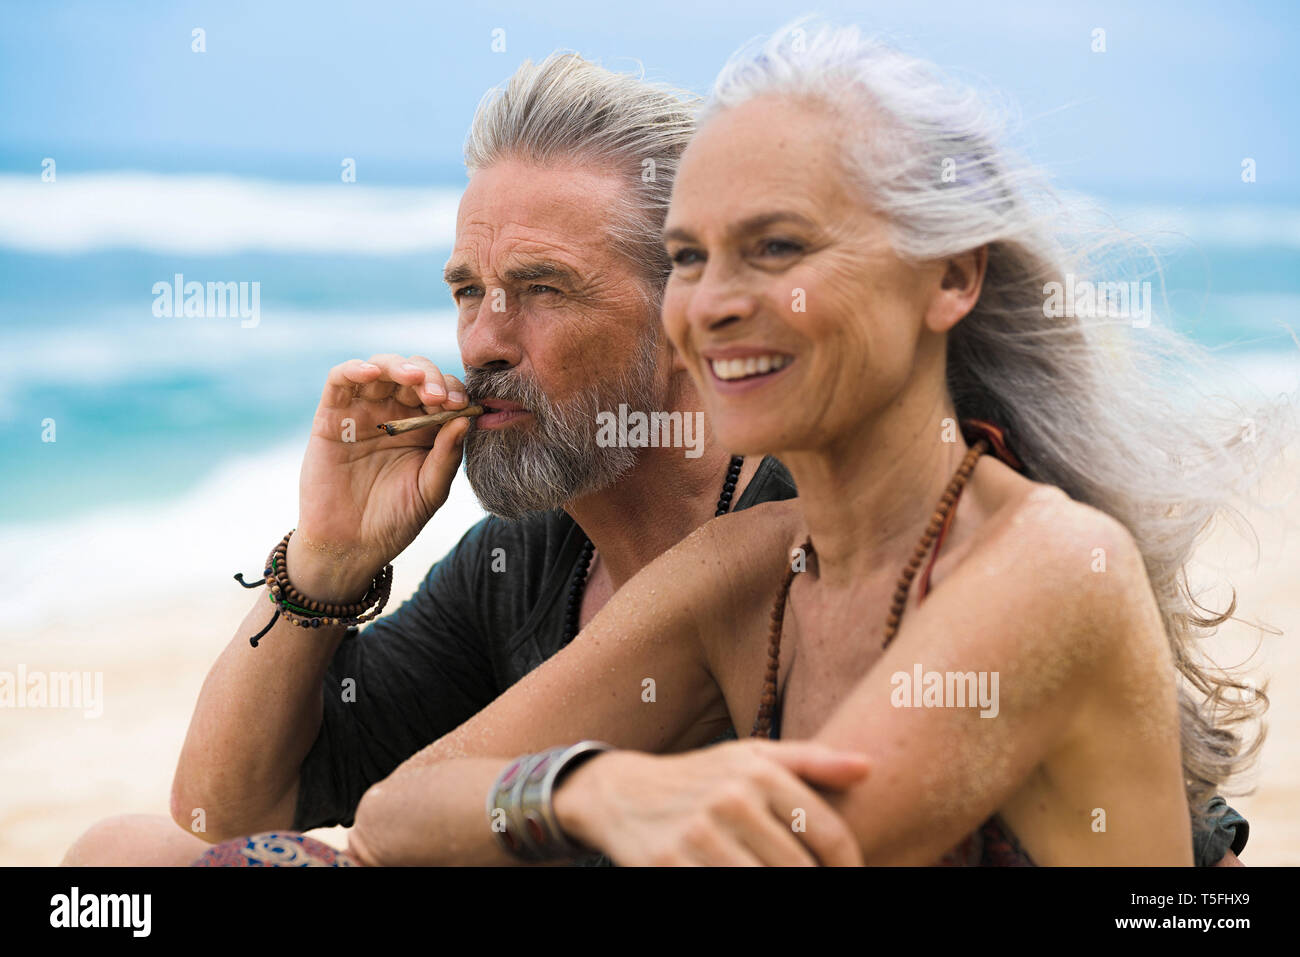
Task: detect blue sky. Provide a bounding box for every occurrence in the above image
[1,0,1296,201]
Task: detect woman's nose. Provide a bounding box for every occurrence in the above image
[686,263,758,332]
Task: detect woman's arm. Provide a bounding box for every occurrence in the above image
[814,491,1192,864]
[347,514,869,866]
[346,524,724,864]
[341,517,738,863]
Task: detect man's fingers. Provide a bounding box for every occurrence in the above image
[381,355,467,410]
[440,373,469,409]
[320,355,460,413]
[393,354,450,406]
[416,414,469,511]
[321,358,384,408]
[356,353,420,404]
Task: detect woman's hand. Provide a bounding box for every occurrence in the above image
[554,740,870,866]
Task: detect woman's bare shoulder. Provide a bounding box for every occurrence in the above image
[966,479,1168,670]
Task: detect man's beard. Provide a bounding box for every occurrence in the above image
[463,325,663,520]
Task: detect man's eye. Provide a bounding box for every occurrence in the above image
[529,284,560,295]
[454,285,483,300]
[670,248,703,267]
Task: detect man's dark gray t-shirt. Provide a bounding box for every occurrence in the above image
[291,455,1247,865]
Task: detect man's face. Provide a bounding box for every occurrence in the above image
[447,157,666,518]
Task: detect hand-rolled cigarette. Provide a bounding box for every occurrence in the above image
[377,405,485,436]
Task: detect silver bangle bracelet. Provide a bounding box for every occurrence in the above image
[486,740,612,861]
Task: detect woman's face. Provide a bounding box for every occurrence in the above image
[661,94,949,456]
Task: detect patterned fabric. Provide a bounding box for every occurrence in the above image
[191,831,357,867]
[937,817,1036,866]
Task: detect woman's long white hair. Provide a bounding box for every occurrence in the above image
[703,18,1294,824]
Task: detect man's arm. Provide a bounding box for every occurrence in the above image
[171,517,497,841]
[170,594,352,841]
[293,525,499,831]
[170,350,479,841]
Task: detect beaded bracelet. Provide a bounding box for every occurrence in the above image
[486,741,612,861]
[234,530,393,647]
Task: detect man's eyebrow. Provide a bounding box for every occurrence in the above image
[443,263,475,285]
[502,261,579,284]
[443,259,580,286]
[663,211,818,245]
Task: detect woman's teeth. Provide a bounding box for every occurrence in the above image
[710,354,791,381]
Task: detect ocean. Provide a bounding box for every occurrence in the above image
[1,171,1298,628]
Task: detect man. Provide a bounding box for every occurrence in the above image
[63,53,1245,867]
[62,53,793,865]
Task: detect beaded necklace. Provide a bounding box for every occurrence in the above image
[563,454,745,643]
[750,437,990,738]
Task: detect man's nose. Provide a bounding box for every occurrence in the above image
[459,298,525,370]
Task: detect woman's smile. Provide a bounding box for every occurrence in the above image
[703,348,796,392]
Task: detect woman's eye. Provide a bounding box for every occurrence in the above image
[759,238,803,257]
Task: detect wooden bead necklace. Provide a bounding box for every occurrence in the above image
[750,438,989,738]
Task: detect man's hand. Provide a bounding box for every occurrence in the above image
[288,354,472,602]
[553,740,870,866]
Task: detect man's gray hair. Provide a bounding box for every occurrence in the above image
[464,53,700,308]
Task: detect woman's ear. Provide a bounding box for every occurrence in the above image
[924,245,988,334]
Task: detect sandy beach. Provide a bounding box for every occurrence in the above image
[1,440,1297,867]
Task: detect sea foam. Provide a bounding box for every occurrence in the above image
[0,172,462,255]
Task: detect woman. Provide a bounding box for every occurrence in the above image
[342,20,1278,866]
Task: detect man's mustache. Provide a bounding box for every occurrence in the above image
[466,368,529,401]
[464,367,549,422]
